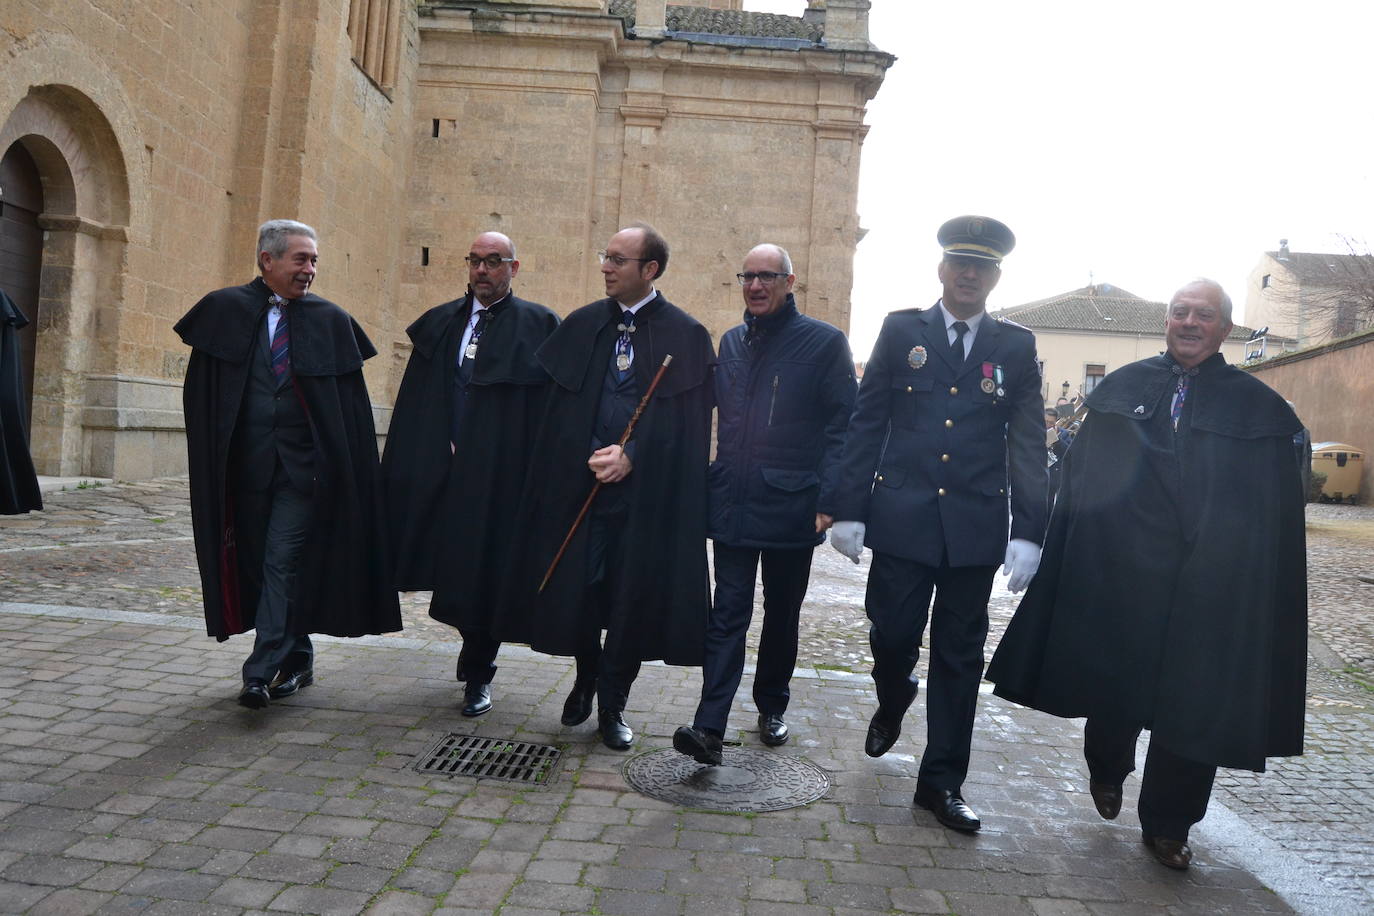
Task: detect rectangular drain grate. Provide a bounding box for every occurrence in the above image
[415,733,562,785]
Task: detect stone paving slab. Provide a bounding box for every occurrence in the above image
[0,600,1355,916]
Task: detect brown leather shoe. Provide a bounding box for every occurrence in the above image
[1089,780,1122,819]
[1143,835,1192,870]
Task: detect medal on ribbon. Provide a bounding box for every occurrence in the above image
[980,362,995,394]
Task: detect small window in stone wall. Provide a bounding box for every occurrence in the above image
[349,0,401,92]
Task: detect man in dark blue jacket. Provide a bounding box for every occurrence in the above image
[673,244,855,765]
[830,216,1047,832]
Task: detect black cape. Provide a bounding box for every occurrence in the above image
[175,278,401,640]
[381,291,559,631]
[986,353,1307,772]
[499,294,714,664]
[1,290,41,515]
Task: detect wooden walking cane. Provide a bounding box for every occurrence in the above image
[538,354,675,593]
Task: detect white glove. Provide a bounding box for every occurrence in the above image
[1002,538,1041,593]
[830,521,865,564]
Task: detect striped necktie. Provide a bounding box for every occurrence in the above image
[269,295,290,380]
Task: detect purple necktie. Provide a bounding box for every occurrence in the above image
[269,296,290,380]
[1170,373,1190,430]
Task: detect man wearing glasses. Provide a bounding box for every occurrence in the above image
[673,244,854,765]
[504,223,714,751]
[830,216,1047,832]
[382,231,559,717]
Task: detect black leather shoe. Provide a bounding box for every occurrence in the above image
[267,668,313,700]
[238,679,270,709]
[864,710,901,757]
[561,680,595,726]
[913,785,981,833]
[1143,835,1192,870]
[598,709,633,750]
[758,714,789,747]
[461,683,493,718]
[1089,780,1123,820]
[673,726,723,765]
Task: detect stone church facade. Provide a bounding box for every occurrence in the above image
[0,0,890,480]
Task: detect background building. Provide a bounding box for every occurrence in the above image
[992,284,1261,405]
[1245,239,1374,349]
[0,0,891,480]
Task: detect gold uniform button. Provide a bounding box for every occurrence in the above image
[906,386,913,393]
[937,488,947,496]
[949,386,958,395]
[999,488,1006,495]
[945,419,954,428]
[876,475,884,482]
[941,454,950,462]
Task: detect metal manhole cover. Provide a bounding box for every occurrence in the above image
[624,748,831,812]
[415,734,562,785]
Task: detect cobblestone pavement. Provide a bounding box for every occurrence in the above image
[2,479,1373,913]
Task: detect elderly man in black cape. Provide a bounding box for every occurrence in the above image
[1,289,42,515]
[987,279,1307,870]
[382,231,558,717]
[177,219,400,708]
[501,223,714,751]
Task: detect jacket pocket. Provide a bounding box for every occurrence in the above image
[746,466,821,541]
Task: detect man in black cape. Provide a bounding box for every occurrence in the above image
[382,231,558,717]
[1,289,42,515]
[987,279,1307,870]
[502,223,714,751]
[176,219,400,708]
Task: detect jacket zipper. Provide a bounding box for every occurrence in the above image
[767,375,779,427]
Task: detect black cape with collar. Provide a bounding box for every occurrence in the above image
[987,352,1307,772]
[498,293,715,663]
[1,290,41,515]
[175,277,401,640]
[381,291,559,630]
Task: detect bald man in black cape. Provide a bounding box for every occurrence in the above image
[382,231,558,717]
[987,279,1306,870]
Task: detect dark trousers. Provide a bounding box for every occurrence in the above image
[1084,718,1217,842]
[456,630,499,685]
[572,508,641,712]
[866,551,996,791]
[693,542,814,733]
[236,472,314,683]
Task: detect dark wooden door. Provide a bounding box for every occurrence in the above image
[0,140,44,434]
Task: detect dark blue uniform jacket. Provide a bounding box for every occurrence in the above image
[709,297,855,549]
[834,303,1047,567]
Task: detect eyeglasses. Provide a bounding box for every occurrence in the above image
[736,271,789,286]
[598,251,651,267]
[464,254,515,269]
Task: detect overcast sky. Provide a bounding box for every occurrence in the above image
[746,0,1374,358]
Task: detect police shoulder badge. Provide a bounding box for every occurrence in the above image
[907,346,928,369]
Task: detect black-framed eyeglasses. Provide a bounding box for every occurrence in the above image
[736,271,789,286]
[464,254,515,269]
[598,251,651,267]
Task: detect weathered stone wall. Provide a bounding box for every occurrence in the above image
[0,0,418,477]
[1246,330,1374,500]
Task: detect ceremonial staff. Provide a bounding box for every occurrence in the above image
[538,354,675,593]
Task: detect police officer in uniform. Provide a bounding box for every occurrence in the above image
[831,216,1047,832]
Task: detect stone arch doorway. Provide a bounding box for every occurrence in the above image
[0,83,132,476]
[0,140,45,433]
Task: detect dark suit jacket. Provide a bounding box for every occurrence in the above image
[834,303,1047,567]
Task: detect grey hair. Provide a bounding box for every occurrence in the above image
[256,219,317,270]
[1168,278,1233,322]
[750,243,793,276]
